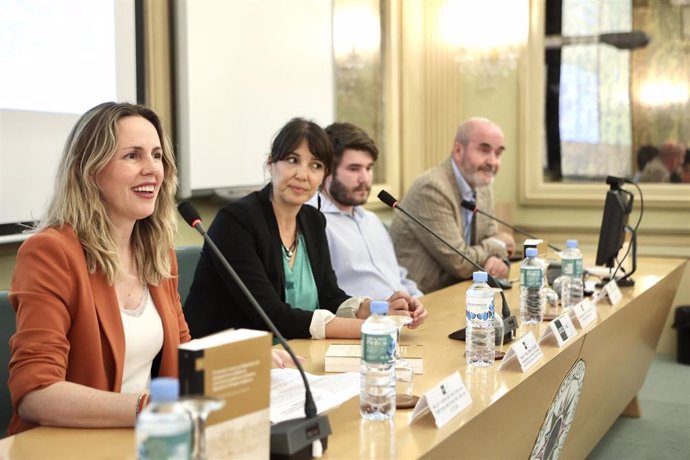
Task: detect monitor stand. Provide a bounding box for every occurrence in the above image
[596,226,637,288]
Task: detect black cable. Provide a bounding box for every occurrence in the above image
[610,181,643,282]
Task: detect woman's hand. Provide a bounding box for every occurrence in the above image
[356,298,372,319]
[271,349,306,368]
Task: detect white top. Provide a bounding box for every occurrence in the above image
[119,286,164,394]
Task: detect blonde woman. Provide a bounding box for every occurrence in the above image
[5,102,189,435]
[6,103,296,436]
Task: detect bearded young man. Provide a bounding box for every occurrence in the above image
[309,122,424,307]
[389,117,515,293]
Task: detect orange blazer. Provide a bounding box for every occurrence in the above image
[7,226,191,435]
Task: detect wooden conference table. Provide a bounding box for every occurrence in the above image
[0,256,685,459]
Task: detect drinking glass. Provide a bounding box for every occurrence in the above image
[389,315,414,405]
[542,258,560,318]
[179,396,225,460]
[492,308,505,357]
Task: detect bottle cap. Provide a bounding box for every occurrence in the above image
[472,271,488,283]
[370,300,389,315]
[566,239,578,248]
[149,377,180,403]
[525,247,538,257]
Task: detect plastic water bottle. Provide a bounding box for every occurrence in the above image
[136,378,192,460]
[520,247,545,324]
[560,239,584,308]
[360,300,397,420]
[466,271,496,366]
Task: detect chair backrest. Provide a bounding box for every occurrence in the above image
[176,246,202,306]
[0,290,15,437]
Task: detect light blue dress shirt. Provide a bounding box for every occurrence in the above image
[309,193,422,300]
[451,160,476,245]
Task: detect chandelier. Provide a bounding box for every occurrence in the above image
[439,0,528,84]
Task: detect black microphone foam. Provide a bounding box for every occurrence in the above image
[377,190,517,343]
[177,201,202,227]
[460,200,476,211]
[599,31,650,50]
[177,202,331,459]
[377,190,397,208]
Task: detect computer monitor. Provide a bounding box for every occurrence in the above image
[595,187,634,269]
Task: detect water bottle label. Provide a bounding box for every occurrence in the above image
[466,298,494,321]
[521,267,543,288]
[562,258,583,277]
[362,333,395,364]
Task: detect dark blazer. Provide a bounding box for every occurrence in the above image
[8,226,190,435]
[184,185,350,339]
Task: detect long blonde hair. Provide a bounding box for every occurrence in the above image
[40,102,178,285]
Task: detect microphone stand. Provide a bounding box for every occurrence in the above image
[378,191,517,343]
[461,200,562,253]
[177,202,330,460]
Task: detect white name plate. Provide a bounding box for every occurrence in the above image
[571,300,598,329]
[604,279,623,306]
[540,313,577,347]
[499,331,543,372]
[409,371,472,428]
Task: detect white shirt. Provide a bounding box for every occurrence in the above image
[119,286,163,394]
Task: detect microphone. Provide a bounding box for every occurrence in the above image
[177,201,330,459]
[460,199,562,253]
[544,31,650,50]
[378,191,517,343]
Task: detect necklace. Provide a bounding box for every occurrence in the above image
[282,237,298,259]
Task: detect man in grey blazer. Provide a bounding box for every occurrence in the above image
[389,117,515,293]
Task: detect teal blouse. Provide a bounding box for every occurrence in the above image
[283,233,319,312]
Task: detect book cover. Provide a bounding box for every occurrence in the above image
[324,343,423,374]
[179,328,271,459]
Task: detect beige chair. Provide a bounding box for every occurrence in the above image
[0,290,14,436]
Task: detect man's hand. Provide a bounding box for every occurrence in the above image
[386,291,412,319]
[361,292,427,327]
[484,255,509,278]
[358,293,410,320]
[495,231,516,257]
[406,296,428,329]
